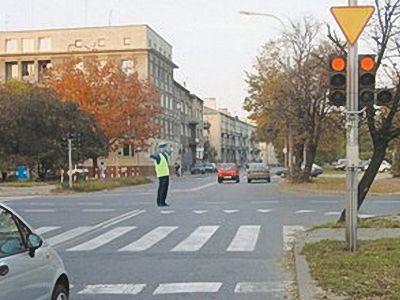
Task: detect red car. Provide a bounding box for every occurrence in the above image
[217,163,240,183]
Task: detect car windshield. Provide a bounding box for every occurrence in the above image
[220,164,236,170]
[248,163,267,170]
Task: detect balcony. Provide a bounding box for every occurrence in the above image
[188,118,200,126]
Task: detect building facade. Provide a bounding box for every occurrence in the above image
[0,25,204,175]
[203,105,260,164]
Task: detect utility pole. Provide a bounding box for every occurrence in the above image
[345,0,359,252]
[68,138,73,189]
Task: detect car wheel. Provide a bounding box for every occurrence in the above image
[218,178,223,184]
[267,177,271,183]
[51,283,69,300]
[247,179,251,183]
[236,178,240,183]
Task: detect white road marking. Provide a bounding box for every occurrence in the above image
[324,211,341,216]
[23,209,56,213]
[173,182,218,193]
[223,209,239,214]
[251,201,279,204]
[171,226,219,252]
[257,209,272,213]
[283,225,304,251]
[193,210,208,214]
[78,284,146,295]
[78,202,103,206]
[160,210,174,214]
[82,209,116,213]
[310,200,338,204]
[30,202,55,206]
[227,226,260,252]
[203,201,227,205]
[119,226,178,252]
[101,210,145,229]
[67,227,135,251]
[153,282,222,295]
[234,281,290,293]
[294,210,315,214]
[35,226,61,235]
[47,227,93,246]
[359,214,376,219]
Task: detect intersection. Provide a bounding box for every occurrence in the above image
[2,174,399,299]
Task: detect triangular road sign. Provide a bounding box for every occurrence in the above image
[330,6,375,45]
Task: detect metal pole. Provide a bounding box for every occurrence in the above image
[346,0,359,252]
[68,138,73,189]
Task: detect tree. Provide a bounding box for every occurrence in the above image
[0,84,108,177]
[245,17,339,181]
[328,0,400,222]
[43,56,161,169]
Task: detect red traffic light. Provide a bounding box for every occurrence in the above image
[360,56,375,72]
[330,57,346,72]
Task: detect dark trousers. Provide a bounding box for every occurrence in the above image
[157,176,169,206]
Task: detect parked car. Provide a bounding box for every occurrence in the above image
[217,163,240,183]
[190,162,206,174]
[0,203,70,300]
[246,163,271,183]
[310,164,323,177]
[333,159,347,170]
[204,163,216,173]
[271,164,288,176]
[362,160,391,172]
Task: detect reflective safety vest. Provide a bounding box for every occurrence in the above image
[154,153,170,177]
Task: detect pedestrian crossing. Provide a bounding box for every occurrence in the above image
[37,224,269,253]
[75,281,291,296]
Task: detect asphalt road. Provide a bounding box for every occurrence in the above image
[2,174,400,299]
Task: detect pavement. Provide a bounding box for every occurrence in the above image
[1,173,400,299]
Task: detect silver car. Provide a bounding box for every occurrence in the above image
[0,203,69,300]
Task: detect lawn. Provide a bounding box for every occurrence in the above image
[53,176,151,193]
[303,238,400,299]
[309,217,400,230]
[281,177,400,195]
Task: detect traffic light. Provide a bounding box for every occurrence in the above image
[328,55,347,107]
[358,55,376,108]
[376,88,394,106]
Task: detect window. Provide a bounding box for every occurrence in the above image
[123,37,131,46]
[21,61,35,80]
[0,208,26,258]
[22,38,34,52]
[38,37,51,51]
[97,38,105,47]
[122,144,131,157]
[5,39,17,53]
[121,59,134,75]
[5,62,18,80]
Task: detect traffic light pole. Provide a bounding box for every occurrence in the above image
[346,0,359,252]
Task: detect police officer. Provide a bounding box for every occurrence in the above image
[150,142,171,207]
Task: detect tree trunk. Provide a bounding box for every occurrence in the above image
[338,141,388,223]
[92,156,98,178]
[392,143,400,177]
[302,141,317,181]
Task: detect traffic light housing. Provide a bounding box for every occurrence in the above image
[328,55,347,107]
[376,88,394,106]
[358,55,376,108]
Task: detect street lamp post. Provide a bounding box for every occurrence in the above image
[238,10,287,30]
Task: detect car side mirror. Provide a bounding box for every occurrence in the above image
[27,233,43,257]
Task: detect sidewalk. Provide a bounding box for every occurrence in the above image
[0,184,57,197]
[293,227,400,299]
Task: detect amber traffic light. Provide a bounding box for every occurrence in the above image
[328,55,346,107]
[359,55,376,108]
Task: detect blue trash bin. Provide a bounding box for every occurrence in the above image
[16,166,29,181]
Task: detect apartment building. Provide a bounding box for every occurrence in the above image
[0,25,204,175]
[203,103,260,164]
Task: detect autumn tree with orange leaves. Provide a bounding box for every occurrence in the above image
[44,56,161,167]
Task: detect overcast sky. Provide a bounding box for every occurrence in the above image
[2,0,374,117]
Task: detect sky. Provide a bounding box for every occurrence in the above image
[1,0,374,117]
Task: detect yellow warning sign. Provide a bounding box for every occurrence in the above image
[330,6,375,46]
